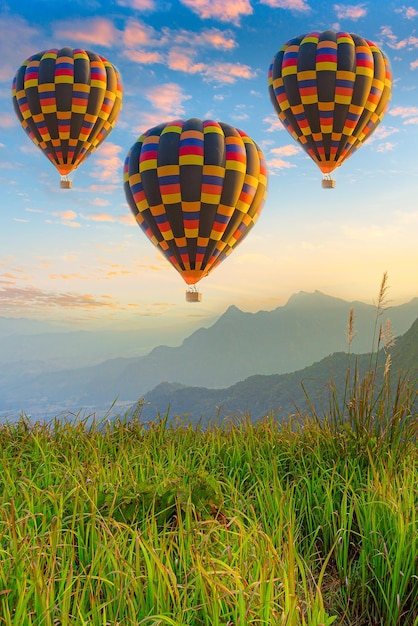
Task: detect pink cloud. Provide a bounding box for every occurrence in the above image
[376,142,395,152]
[380,25,418,49]
[117,0,155,9]
[53,17,119,47]
[201,61,256,83]
[90,142,124,184]
[411,59,418,69]
[267,157,296,170]
[168,48,205,73]
[144,83,191,115]
[389,105,418,118]
[173,28,237,50]
[333,3,367,19]
[126,49,164,64]
[259,0,310,11]
[180,0,253,24]
[271,144,300,156]
[263,115,286,132]
[0,285,117,310]
[123,18,162,48]
[0,15,41,82]
[395,5,418,19]
[0,114,17,129]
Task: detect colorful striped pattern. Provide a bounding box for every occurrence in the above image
[12,47,123,180]
[268,30,392,176]
[124,119,268,286]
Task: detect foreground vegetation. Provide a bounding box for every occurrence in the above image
[0,275,417,625]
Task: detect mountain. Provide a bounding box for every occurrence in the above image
[138,318,418,424]
[1,291,418,420]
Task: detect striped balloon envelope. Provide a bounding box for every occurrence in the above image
[123,118,268,300]
[12,47,123,188]
[268,30,392,187]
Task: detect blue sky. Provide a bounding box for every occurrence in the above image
[1,0,418,328]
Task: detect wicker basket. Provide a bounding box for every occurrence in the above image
[186,290,202,302]
[322,178,335,189]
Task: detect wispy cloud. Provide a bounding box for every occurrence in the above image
[117,0,156,9]
[389,105,418,124]
[376,141,395,152]
[271,144,300,156]
[52,17,120,47]
[380,25,418,49]
[0,285,117,310]
[263,115,286,132]
[0,15,41,82]
[0,113,17,129]
[90,142,125,184]
[179,0,253,25]
[333,3,367,20]
[82,212,136,225]
[144,82,192,116]
[259,0,310,11]
[122,21,246,84]
[51,209,80,227]
[395,5,418,19]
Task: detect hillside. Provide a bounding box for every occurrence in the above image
[138,317,418,424]
[1,291,418,419]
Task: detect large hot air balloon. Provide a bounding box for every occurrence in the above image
[12,47,123,188]
[123,118,268,302]
[268,30,392,187]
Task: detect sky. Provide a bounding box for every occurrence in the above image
[1,0,418,330]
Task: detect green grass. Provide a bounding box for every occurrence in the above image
[0,275,417,625]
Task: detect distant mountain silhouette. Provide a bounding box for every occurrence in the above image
[1,291,418,419]
[138,316,418,424]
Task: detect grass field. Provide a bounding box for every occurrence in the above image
[0,276,417,625]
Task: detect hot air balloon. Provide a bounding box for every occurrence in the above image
[123,118,268,302]
[12,47,123,188]
[268,30,392,187]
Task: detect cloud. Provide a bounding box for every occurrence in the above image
[389,105,418,121]
[380,25,418,49]
[411,59,418,69]
[0,15,41,82]
[144,83,192,116]
[263,115,285,132]
[0,114,17,129]
[333,3,367,19]
[0,285,117,310]
[267,157,296,170]
[167,47,254,83]
[82,212,136,225]
[395,5,418,19]
[52,209,81,227]
[90,142,125,184]
[117,0,155,9]
[126,49,164,64]
[52,17,120,48]
[376,142,395,152]
[123,18,163,48]
[173,28,237,50]
[179,0,253,25]
[259,0,310,11]
[372,125,400,140]
[271,144,300,156]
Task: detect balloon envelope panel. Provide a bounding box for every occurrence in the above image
[124,118,268,286]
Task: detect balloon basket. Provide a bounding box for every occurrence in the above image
[186,289,202,302]
[322,178,335,189]
[60,180,72,189]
